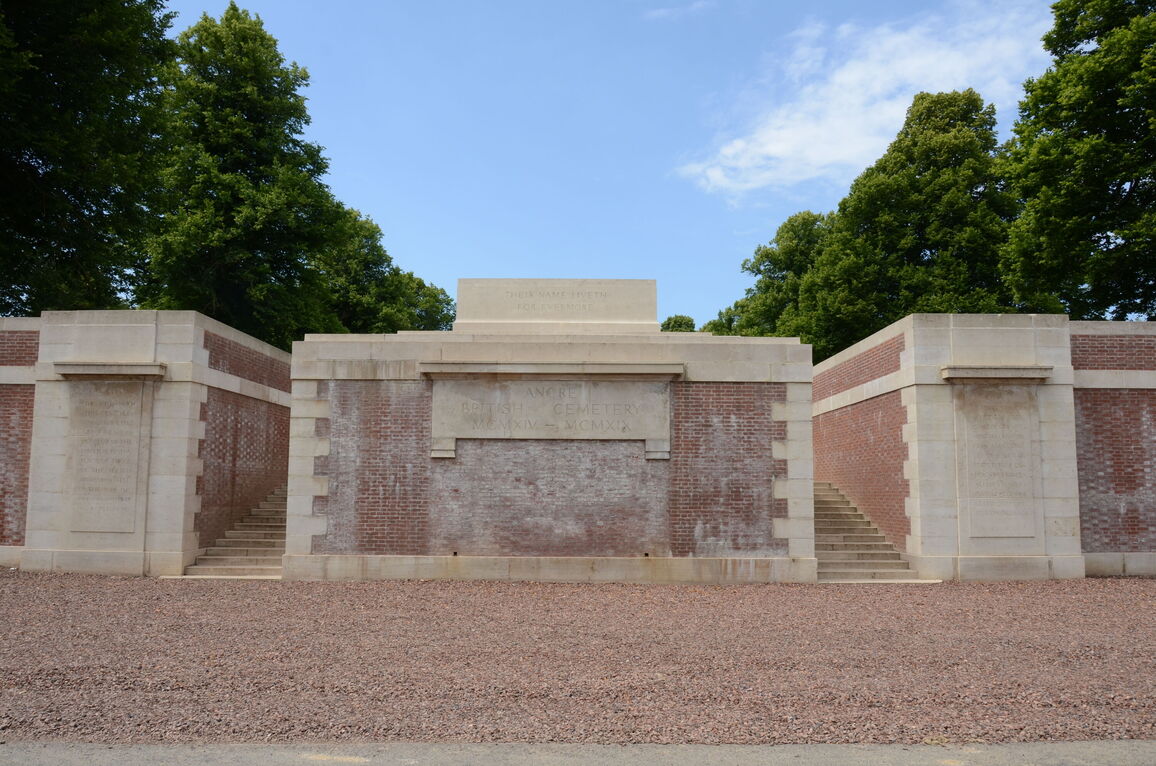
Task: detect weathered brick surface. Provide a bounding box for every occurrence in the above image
[196,387,289,547]
[813,391,910,551]
[1075,389,1156,553]
[813,335,903,402]
[0,385,34,546]
[316,380,789,558]
[204,331,290,392]
[669,382,788,557]
[1071,335,1156,371]
[430,440,670,556]
[317,380,431,555]
[0,331,39,366]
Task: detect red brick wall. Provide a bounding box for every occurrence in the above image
[315,380,431,555]
[0,385,34,546]
[0,331,39,366]
[204,331,291,392]
[1071,335,1156,370]
[669,382,788,556]
[1074,389,1156,553]
[813,335,903,401]
[315,380,789,558]
[814,391,910,551]
[196,387,289,547]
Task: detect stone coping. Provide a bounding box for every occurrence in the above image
[940,365,1053,382]
[53,362,167,380]
[418,362,685,379]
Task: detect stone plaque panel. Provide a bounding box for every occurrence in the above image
[67,381,149,533]
[955,385,1043,540]
[431,379,670,458]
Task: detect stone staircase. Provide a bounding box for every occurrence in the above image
[814,481,933,583]
[182,487,286,579]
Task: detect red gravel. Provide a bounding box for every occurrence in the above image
[0,571,1153,744]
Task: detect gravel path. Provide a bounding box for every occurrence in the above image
[0,571,1153,745]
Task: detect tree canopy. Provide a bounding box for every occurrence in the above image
[707,90,1015,359]
[660,314,696,332]
[0,0,173,315]
[1,1,453,348]
[1002,0,1156,319]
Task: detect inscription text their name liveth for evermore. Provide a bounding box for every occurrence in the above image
[504,289,609,315]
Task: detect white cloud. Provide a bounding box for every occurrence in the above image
[678,0,1052,197]
[644,1,713,22]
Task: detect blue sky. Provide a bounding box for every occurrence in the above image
[162,0,1055,327]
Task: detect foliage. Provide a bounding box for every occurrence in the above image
[137,2,343,348]
[660,314,696,332]
[317,207,454,334]
[0,1,173,315]
[1002,0,1156,319]
[711,90,1016,360]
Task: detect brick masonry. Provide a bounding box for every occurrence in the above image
[0,331,39,366]
[813,390,910,551]
[1074,389,1156,553]
[0,385,34,546]
[196,387,290,548]
[314,380,789,558]
[1071,335,1156,371]
[813,335,903,401]
[204,331,291,392]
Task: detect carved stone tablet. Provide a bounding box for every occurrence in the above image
[67,381,148,533]
[955,384,1042,539]
[431,379,670,458]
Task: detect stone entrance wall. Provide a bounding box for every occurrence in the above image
[285,279,815,584]
[814,313,1156,581]
[5,311,290,576]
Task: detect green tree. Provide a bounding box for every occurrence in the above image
[139,2,343,348]
[318,206,454,334]
[1003,0,1156,319]
[796,89,1016,359]
[0,1,173,315]
[660,314,696,332]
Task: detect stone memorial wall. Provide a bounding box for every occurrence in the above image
[8,311,290,576]
[285,279,815,584]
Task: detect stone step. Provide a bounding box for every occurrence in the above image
[214,537,284,548]
[183,565,283,577]
[815,550,901,561]
[815,541,896,551]
[818,574,940,584]
[815,525,877,535]
[247,508,286,517]
[238,517,286,526]
[205,546,285,557]
[194,554,282,567]
[814,511,862,520]
[234,522,286,531]
[224,529,286,540]
[816,533,887,543]
[819,559,912,570]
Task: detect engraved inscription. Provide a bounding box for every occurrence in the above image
[956,385,1041,540]
[433,379,669,445]
[68,381,145,533]
[504,289,608,315]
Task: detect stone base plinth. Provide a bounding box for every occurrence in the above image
[282,554,818,584]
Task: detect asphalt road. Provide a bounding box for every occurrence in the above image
[2,741,1155,766]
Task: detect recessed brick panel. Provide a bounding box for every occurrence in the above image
[0,331,39,366]
[813,335,903,402]
[1071,335,1156,371]
[1075,389,1156,553]
[814,391,910,551]
[430,440,670,556]
[0,384,34,546]
[669,382,788,557]
[204,331,291,392]
[196,387,290,547]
